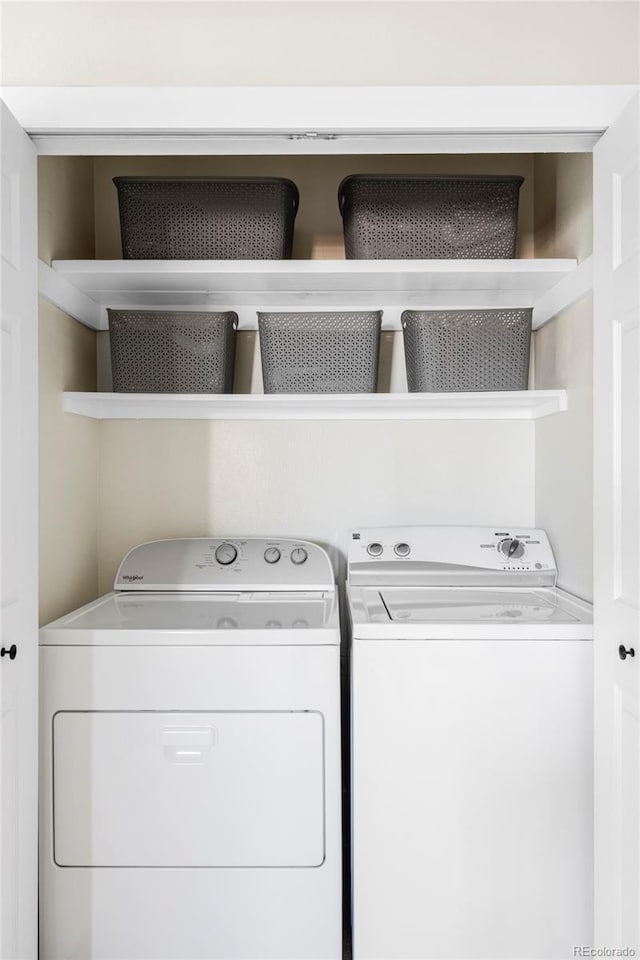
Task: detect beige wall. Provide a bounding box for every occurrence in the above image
[534,297,592,600]
[533,153,593,263]
[533,153,593,600]
[97,419,536,592]
[1,1,639,86]
[38,157,99,625]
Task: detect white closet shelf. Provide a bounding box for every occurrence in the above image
[40,258,592,332]
[62,390,568,421]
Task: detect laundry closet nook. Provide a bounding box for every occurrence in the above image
[2,77,638,960]
[38,148,593,626]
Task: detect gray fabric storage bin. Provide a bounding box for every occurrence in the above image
[114,177,299,259]
[258,311,382,393]
[339,175,523,259]
[108,309,238,393]
[402,308,531,392]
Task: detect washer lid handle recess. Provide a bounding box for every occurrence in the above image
[114,538,335,592]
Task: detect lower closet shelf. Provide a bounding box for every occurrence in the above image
[62,391,568,421]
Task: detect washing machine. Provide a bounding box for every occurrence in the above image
[347,526,593,960]
[40,537,342,960]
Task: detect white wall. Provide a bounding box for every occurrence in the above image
[1,1,638,86]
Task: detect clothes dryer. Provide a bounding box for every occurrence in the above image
[40,537,341,960]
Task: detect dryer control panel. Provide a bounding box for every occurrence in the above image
[348,526,557,587]
[115,538,335,592]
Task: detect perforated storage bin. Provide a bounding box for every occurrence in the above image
[113,177,299,259]
[108,309,238,393]
[258,311,382,393]
[339,175,524,259]
[402,309,531,393]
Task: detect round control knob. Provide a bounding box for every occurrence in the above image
[264,547,281,564]
[394,542,411,558]
[499,538,525,560]
[291,547,308,565]
[215,542,237,565]
[367,542,384,558]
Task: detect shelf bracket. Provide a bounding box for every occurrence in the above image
[532,255,593,330]
[38,260,105,330]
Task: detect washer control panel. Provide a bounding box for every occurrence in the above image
[349,527,557,587]
[115,538,334,591]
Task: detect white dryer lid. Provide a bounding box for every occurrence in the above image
[40,590,340,645]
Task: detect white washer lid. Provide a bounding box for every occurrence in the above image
[380,588,580,624]
[347,584,592,641]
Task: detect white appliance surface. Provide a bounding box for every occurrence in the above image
[114,536,334,592]
[348,584,592,639]
[348,526,593,960]
[381,587,580,621]
[41,591,337,642]
[54,710,324,868]
[40,537,341,960]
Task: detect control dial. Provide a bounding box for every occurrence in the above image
[264,547,281,564]
[499,538,525,560]
[394,542,411,557]
[215,542,238,565]
[367,542,383,557]
[291,547,308,565]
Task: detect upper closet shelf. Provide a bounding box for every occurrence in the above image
[39,257,592,333]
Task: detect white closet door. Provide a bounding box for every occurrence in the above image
[0,100,38,959]
[594,92,640,951]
